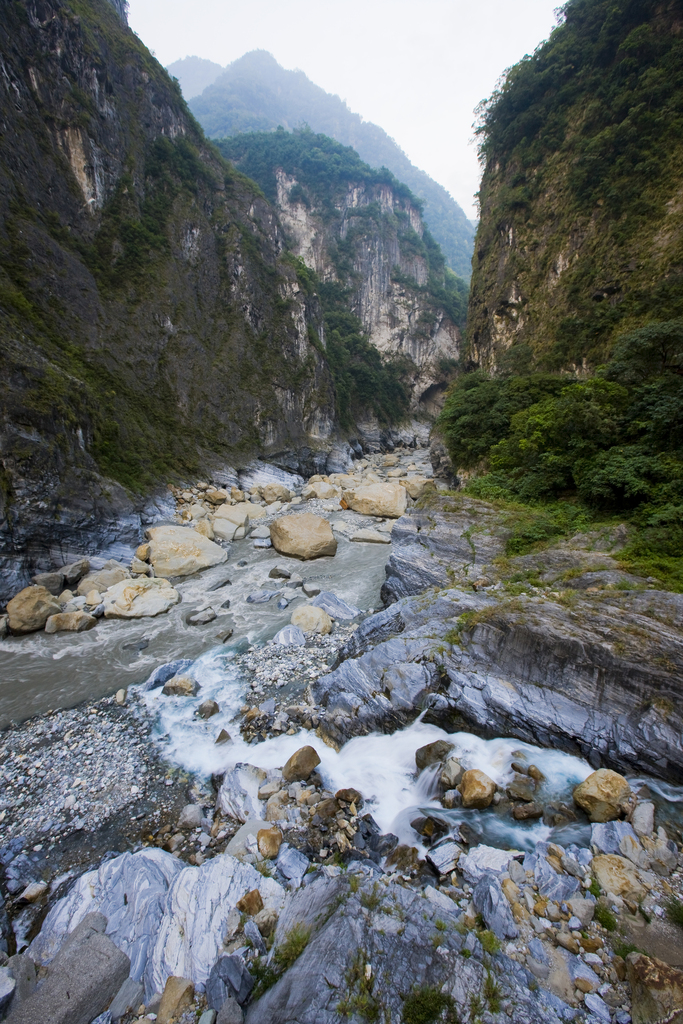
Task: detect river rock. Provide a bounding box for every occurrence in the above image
[473,873,519,940]
[31,571,65,595]
[194,519,215,540]
[157,976,194,1024]
[216,996,244,1024]
[188,607,217,625]
[342,482,407,518]
[460,845,518,884]
[591,820,639,855]
[217,765,267,822]
[257,828,283,859]
[162,675,198,697]
[512,802,543,820]
[103,578,180,618]
[415,740,455,771]
[61,558,90,585]
[6,586,62,634]
[270,513,337,560]
[262,483,291,504]
[108,977,145,1022]
[282,745,321,783]
[627,951,683,1024]
[77,560,131,596]
[276,844,309,887]
[573,769,632,822]
[591,854,644,898]
[13,912,130,1024]
[631,801,655,838]
[290,605,332,634]
[236,889,263,916]
[206,956,253,1009]
[459,769,496,809]
[212,519,238,542]
[272,625,306,646]
[400,476,433,499]
[198,699,220,719]
[310,592,361,622]
[302,481,340,501]
[44,610,97,633]
[146,525,228,578]
[439,757,463,789]
[350,529,391,544]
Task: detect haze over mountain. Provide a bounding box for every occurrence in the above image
[167,51,476,279]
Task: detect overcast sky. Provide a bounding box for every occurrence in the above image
[127,0,561,220]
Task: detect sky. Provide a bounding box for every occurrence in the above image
[127,0,562,220]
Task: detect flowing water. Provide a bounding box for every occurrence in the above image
[0,522,389,726]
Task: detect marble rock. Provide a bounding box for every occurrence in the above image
[7,586,62,634]
[217,765,267,823]
[460,846,519,885]
[270,514,337,560]
[472,873,519,940]
[103,578,180,618]
[146,525,228,578]
[309,592,361,622]
[342,482,407,518]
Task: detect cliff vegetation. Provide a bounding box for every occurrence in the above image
[439,0,683,590]
[180,50,476,279]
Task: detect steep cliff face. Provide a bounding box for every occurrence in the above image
[0,0,335,595]
[220,131,466,415]
[180,50,475,279]
[468,0,683,371]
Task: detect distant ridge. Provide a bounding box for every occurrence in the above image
[169,51,474,279]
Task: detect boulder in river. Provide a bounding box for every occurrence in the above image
[162,675,198,696]
[146,525,228,578]
[309,591,360,622]
[103,578,180,618]
[573,768,631,822]
[290,605,332,635]
[7,586,61,634]
[342,482,407,518]
[31,571,65,595]
[282,745,321,782]
[270,513,337,560]
[350,528,391,544]
[459,769,496,809]
[77,560,130,595]
[44,610,97,634]
[415,739,455,771]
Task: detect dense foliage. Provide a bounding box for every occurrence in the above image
[478,0,683,227]
[469,0,683,368]
[218,127,416,209]
[187,50,475,278]
[438,320,683,586]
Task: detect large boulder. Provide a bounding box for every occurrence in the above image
[627,952,683,1024]
[8,912,130,1024]
[214,502,265,527]
[103,578,180,618]
[76,560,130,596]
[591,854,644,898]
[270,513,337,559]
[146,525,227,578]
[459,769,496,809]
[262,483,291,504]
[415,740,455,771]
[573,769,631,822]
[44,611,97,634]
[7,586,61,634]
[290,606,332,635]
[302,481,340,501]
[400,477,433,500]
[282,746,321,783]
[342,483,407,518]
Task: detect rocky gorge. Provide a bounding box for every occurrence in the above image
[1,443,683,1024]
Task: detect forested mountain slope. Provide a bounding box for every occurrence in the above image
[178,50,476,279]
[0,0,335,582]
[439,0,683,590]
[220,130,467,419]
